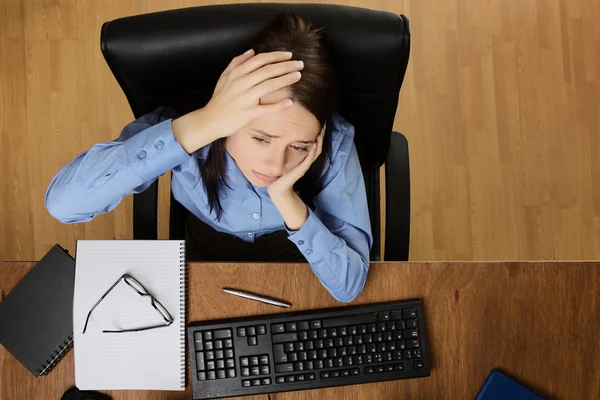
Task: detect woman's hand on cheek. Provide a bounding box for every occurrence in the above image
[267,124,325,199]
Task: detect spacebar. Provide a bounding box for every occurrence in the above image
[322,313,378,328]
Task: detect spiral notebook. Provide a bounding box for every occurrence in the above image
[73,240,186,390]
[0,244,75,376]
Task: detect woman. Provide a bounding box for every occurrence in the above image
[45,12,372,302]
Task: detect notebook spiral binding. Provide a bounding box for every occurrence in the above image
[180,241,187,388]
[38,335,74,376]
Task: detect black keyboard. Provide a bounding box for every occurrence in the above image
[188,299,430,399]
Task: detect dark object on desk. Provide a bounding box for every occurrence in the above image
[0,244,75,376]
[187,299,430,399]
[100,3,411,261]
[61,387,112,400]
[476,369,545,400]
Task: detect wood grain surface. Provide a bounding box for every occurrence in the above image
[1,261,599,399]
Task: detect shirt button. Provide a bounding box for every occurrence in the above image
[253,213,260,220]
[155,140,164,149]
[306,249,313,255]
[247,232,253,238]
[137,150,146,159]
[298,240,304,246]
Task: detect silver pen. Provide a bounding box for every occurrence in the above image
[222,288,291,308]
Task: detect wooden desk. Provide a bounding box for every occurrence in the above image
[1,261,599,400]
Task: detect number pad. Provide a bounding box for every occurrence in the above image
[193,329,236,380]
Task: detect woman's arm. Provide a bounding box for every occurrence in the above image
[45,107,192,223]
[273,132,373,303]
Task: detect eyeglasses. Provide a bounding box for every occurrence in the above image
[82,273,174,334]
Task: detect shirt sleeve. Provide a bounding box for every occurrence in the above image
[287,134,373,303]
[45,107,191,223]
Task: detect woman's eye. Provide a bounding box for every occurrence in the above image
[291,145,309,153]
[252,137,268,144]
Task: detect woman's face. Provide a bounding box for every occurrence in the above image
[225,88,321,187]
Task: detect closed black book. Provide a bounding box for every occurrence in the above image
[0,244,75,376]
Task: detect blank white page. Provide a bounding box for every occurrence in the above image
[73,240,185,390]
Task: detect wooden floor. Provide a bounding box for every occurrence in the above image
[1,0,599,261]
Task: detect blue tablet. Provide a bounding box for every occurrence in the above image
[475,370,544,400]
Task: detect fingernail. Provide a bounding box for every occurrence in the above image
[292,71,301,79]
[283,51,293,57]
[284,100,293,108]
[293,60,304,68]
[244,49,253,55]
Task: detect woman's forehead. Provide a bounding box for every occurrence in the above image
[250,102,321,141]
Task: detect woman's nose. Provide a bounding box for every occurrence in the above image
[264,152,286,176]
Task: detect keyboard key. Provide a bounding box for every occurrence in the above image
[384,332,393,342]
[206,351,214,361]
[375,333,383,342]
[393,331,402,340]
[307,373,316,380]
[275,363,294,373]
[378,311,390,321]
[318,329,328,338]
[323,313,377,328]
[335,338,344,347]
[248,336,258,346]
[326,359,334,368]
[393,351,403,360]
[214,329,232,339]
[414,360,424,369]
[257,325,266,335]
[295,342,304,351]
[217,370,226,379]
[207,371,216,380]
[377,322,387,332]
[318,349,327,359]
[331,370,340,378]
[403,350,413,359]
[390,310,403,320]
[365,367,374,374]
[299,331,308,340]
[365,354,373,364]
[296,374,305,382]
[364,334,373,344]
[298,321,309,330]
[214,340,223,349]
[225,349,234,359]
[397,340,406,350]
[335,357,344,367]
[402,308,417,319]
[286,375,295,383]
[242,379,251,387]
[286,322,297,332]
[198,371,206,380]
[367,343,377,353]
[407,339,420,349]
[374,353,382,363]
[349,326,357,335]
[387,321,397,331]
[276,376,285,384]
[237,327,246,337]
[272,324,285,333]
[273,333,298,343]
[376,366,384,373]
[343,356,353,366]
[285,343,294,352]
[339,347,347,356]
[215,350,224,359]
[194,332,203,348]
[403,329,419,339]
[354,355,364,365]
[328,348,337,358]
[358,325,367,334]
[204,331,213,341]
[308,350,317,360]
[250,356,259,366]
[304,360,314,370]
[274,344,287,363]
[310,320,322,329]
[262,378,271,385]
[240,357,249,367]
[377,343,386,352]
[227,369,236,378]
[342,369,350,377]
[216,360,225,369]
[247,326,256,336]
[241,367,250,377]
[205,341,213,350]
[388,341,396,351]
[315,340,324,349]
[251,366,260,376]
[260,355,269,365]
[305,341,314,350]
[358,344,366,354]
[261,366,270,375]
[196,352,205,370]
[328,328,338,337]
[385,364,394,372]
[355,335,364,345]
[252,379,261,386]
[309,330,318,340]
[367,324,377,333]
[224,339,233,348]
[414,348,422,358]
[289,352,298,362]
[395,363,404,370]
[298,351,308,361]
[226,359,234,368]
[344,336,354,346]
[315,360,324,369]
[384,352,393,362]
[325,338,334,348]
[406,319,418,329]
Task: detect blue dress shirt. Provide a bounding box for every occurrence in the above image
[45,108,373,302]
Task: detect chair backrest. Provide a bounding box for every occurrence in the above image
[100,3,410,260]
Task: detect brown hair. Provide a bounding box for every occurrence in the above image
[201,12,339,220]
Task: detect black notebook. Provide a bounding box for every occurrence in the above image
[0,244,75,376]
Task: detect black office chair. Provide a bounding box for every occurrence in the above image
[100,3,411,261]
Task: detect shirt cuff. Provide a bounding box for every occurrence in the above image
[287,208,338,263]
[124,119,191,180]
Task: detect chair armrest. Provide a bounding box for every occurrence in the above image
[133,181,159,239]
[384,131,410,261]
